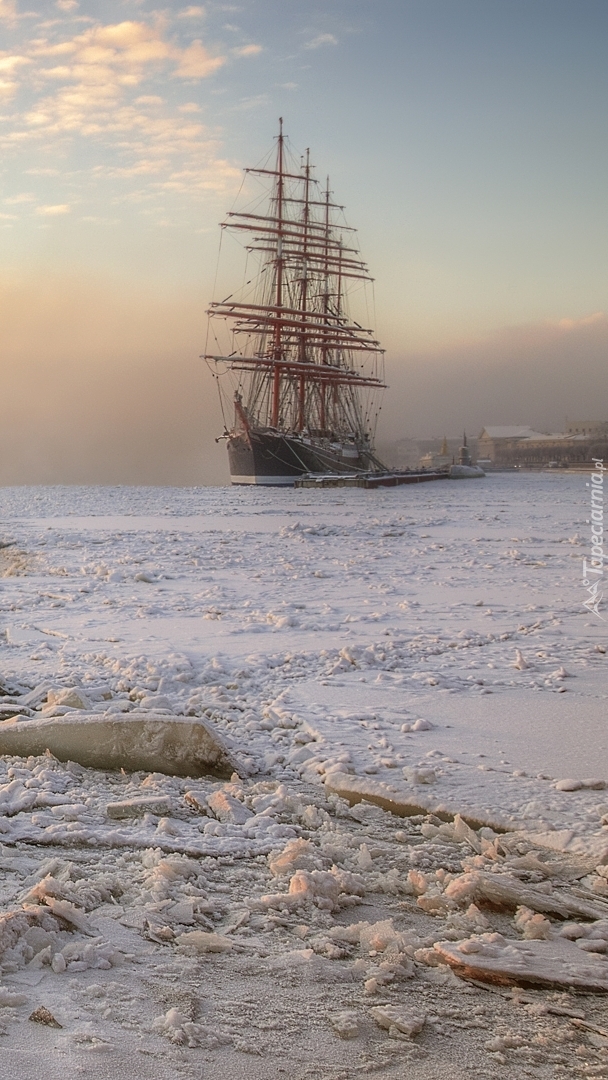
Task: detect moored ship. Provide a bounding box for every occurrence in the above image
[203,121,445,487]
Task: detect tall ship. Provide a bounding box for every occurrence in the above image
[203,121,446,487]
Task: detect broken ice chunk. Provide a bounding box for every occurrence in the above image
[412,718,434,731]
[330,1012,359,1039]
[513,906,553,940]
[176,931,232,954]
[0,714,239,778]
[359,919,400,955]
[370,1006,425,1037]
[206,790,253,825]
[555,779,583,792]
[46,688,91,711]
[288,870,340,910]
[403,767,437,785]
[106,796,172,819]
[268,838,321,877]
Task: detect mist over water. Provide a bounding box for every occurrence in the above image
[1,275,606,485]
[382,314,608,441]
[0,274,228,487]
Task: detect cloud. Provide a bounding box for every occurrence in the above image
[0,18,234,202]
[174,39,225,78]
[0,52,31,97]
[56,0,79,10]
[0,1,17,21]
[177,6,206,17]
[232,93,268,112]
[556,311,605,331]
[28,20,225,87]
[232,44,262,57]
[0,54,31,73]
[5,192,35,203]
[35,203,70,214]
[305,33,338,49]
[0,15,245,214]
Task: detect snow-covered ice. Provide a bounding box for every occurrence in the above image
[0,474,605,1079]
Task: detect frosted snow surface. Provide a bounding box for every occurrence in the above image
[0,475,605,1078]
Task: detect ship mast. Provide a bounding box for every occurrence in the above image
[272,118,284,428]
[202,120,386,440]
[298,147,311,432]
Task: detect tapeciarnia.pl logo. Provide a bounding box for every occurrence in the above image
[583,457,605,620]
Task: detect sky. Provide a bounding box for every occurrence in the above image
[1,0,607,483]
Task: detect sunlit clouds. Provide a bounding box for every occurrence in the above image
[177,6,206,19]
[232,44,263,57]
[305,33,338,49]
[35,202,70,214]
[0,0,17,21]
[0,53,31,98]
[0,10,243,212]
[556,311,606,332]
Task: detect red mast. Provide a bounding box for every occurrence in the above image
[271,118,284,428]
[297,147,311,431]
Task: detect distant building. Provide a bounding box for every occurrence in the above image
[477,427,547,464]
[419,435,452,469]
[565,421,608,436]
[479,424,608,467]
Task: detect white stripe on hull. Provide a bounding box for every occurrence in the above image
[230,474,296,486]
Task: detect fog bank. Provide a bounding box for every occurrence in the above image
[382,313,608,439]
[0,274,228,486]
[0,275,605,484]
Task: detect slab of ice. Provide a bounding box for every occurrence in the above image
[0,714,239,778]
[106,796,173,819]
[433,933,608,992]
[176,930,233,953]
[370,1006,426,1037]
[443,870,608,920]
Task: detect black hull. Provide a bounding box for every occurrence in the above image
[227,430,371,485]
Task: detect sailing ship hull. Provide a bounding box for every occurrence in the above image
[227,430,369,485]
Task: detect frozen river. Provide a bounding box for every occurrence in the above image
[0,474,606,1079]
[0,473,605,839]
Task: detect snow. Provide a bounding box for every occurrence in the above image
[0,474,605,1077]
